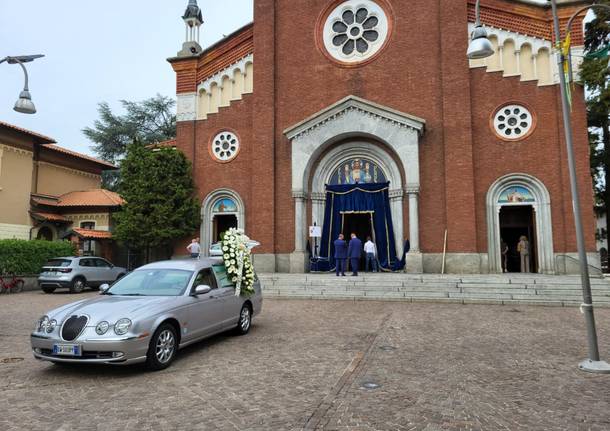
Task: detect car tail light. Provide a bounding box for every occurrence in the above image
[58,268,72,273]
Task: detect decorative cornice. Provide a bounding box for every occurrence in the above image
[284,95,426,141]
[38,161,100,180]
[0,143,33,157]
[405,186,420,195]
[389,189,404,198]
[310,192,326,201]
[198,53,253,93]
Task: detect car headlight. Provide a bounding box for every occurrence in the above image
[37,316,49,332]
[114,318,132,335]
[96,321,110,335]
[46,319,57,333]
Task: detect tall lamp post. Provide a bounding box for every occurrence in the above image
[0,54,44,114]
[468,0,610,374]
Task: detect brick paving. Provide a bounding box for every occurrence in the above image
[1,290,610,430]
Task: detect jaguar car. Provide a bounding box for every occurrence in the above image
[30,258,262,370]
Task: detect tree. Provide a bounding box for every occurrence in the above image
[113,142,199,262]
[83,94,176,165]
[582,2,610,245]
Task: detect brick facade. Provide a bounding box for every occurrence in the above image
[170,0,595,273]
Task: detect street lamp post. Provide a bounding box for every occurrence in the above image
[469,0,610,374]
[0,54,44,114]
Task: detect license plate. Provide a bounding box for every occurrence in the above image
[52,344,81,356]
[43,271,56,276]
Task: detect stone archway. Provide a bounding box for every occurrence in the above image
[201,189,245,257]
[487,173,554,274]
[310,142,405,258]
[284,95,426,272]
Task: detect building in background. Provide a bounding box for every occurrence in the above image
[169,0,597,274]
[0,121,120,259]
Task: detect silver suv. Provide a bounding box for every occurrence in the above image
[38,257,127,294]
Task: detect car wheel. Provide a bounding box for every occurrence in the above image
[235,304,252,335]
[41,286,56,294]
[70,277,86,294]
[146,323,178,371]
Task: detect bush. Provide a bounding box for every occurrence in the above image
[0,240,76,275]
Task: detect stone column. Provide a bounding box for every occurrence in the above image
[406,187,423,273]
[389,189,404,257]
[290,190,308,272]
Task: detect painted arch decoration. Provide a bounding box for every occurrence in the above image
[212,198,238,213]
[497,185,535,204]
[328,157,387,185]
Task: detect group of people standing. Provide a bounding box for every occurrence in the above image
[333,233,378,276]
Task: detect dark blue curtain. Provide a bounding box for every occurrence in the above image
[317,182,400,271]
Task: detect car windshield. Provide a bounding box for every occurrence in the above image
[107,269,193,296]
[44,259,72,267]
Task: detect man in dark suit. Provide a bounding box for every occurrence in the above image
[347,233,363,276]
[334,234,347,276]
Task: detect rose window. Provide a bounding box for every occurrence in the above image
[211,131,239,162]
[493,104,534,140]
[322,0,389,64]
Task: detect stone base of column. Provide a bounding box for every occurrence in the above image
[288,251,308,273]
[406,251,423,273]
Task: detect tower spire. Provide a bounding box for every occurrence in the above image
[177,0,203,57]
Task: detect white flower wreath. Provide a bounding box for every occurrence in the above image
[221,228,256,296]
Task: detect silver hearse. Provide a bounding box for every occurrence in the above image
[31,258,262,370]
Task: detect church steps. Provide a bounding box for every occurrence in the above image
[258,273,610,307]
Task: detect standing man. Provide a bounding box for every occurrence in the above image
[500,238,509,273]
[364,236,378,272]
[517,235,530,272]
[334,234,348,276]
[186,238,201,259]
[347,233,363,276]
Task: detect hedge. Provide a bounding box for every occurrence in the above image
[0,239,76,275]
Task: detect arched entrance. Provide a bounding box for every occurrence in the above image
[487,174,554,274]
[36,226,54,241]
[284,95,426,273]
[201,189,245,256]
[311,142,404,270]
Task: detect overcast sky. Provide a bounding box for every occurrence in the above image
[0,0,252,157]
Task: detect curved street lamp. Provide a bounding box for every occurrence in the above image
[0,54,44,114]
[467,0,494,59]
[470,0,610,373]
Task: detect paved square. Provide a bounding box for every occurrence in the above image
[1,291,610,430]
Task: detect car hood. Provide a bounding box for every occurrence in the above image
[48,295,179,323]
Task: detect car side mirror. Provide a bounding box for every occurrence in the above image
[193,285,212,295]
[99,284,110,294]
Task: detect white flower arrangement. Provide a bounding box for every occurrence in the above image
[221,228,256,296]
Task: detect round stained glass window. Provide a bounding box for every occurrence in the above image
[493,104,535,140]
[211,131,239,162]
[322,0,389,65]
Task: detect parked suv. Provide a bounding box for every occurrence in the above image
[38,257,127,294]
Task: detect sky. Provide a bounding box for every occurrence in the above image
[0,0,252,157]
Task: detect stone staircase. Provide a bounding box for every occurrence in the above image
[258,273,610,307]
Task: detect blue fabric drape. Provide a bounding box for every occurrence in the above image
[317,182,400,271]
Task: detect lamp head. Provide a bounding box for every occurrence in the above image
[467,25,494,60]
[14,90,36,114]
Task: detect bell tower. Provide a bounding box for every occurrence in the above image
[177,0,203,57]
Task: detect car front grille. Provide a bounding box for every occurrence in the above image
[61,315,88,341]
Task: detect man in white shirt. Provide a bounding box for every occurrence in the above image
[364,236,378,272]
[186,238,201,259]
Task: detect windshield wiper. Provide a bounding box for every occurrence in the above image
[102,291,114,295]
[121,293,146,296]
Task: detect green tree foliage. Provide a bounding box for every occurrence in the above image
[0,240,75,275]
[83,94,176,165]
[582,2,610,242]
[113,142,199,261]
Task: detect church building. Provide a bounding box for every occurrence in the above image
[168,0,597,274]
